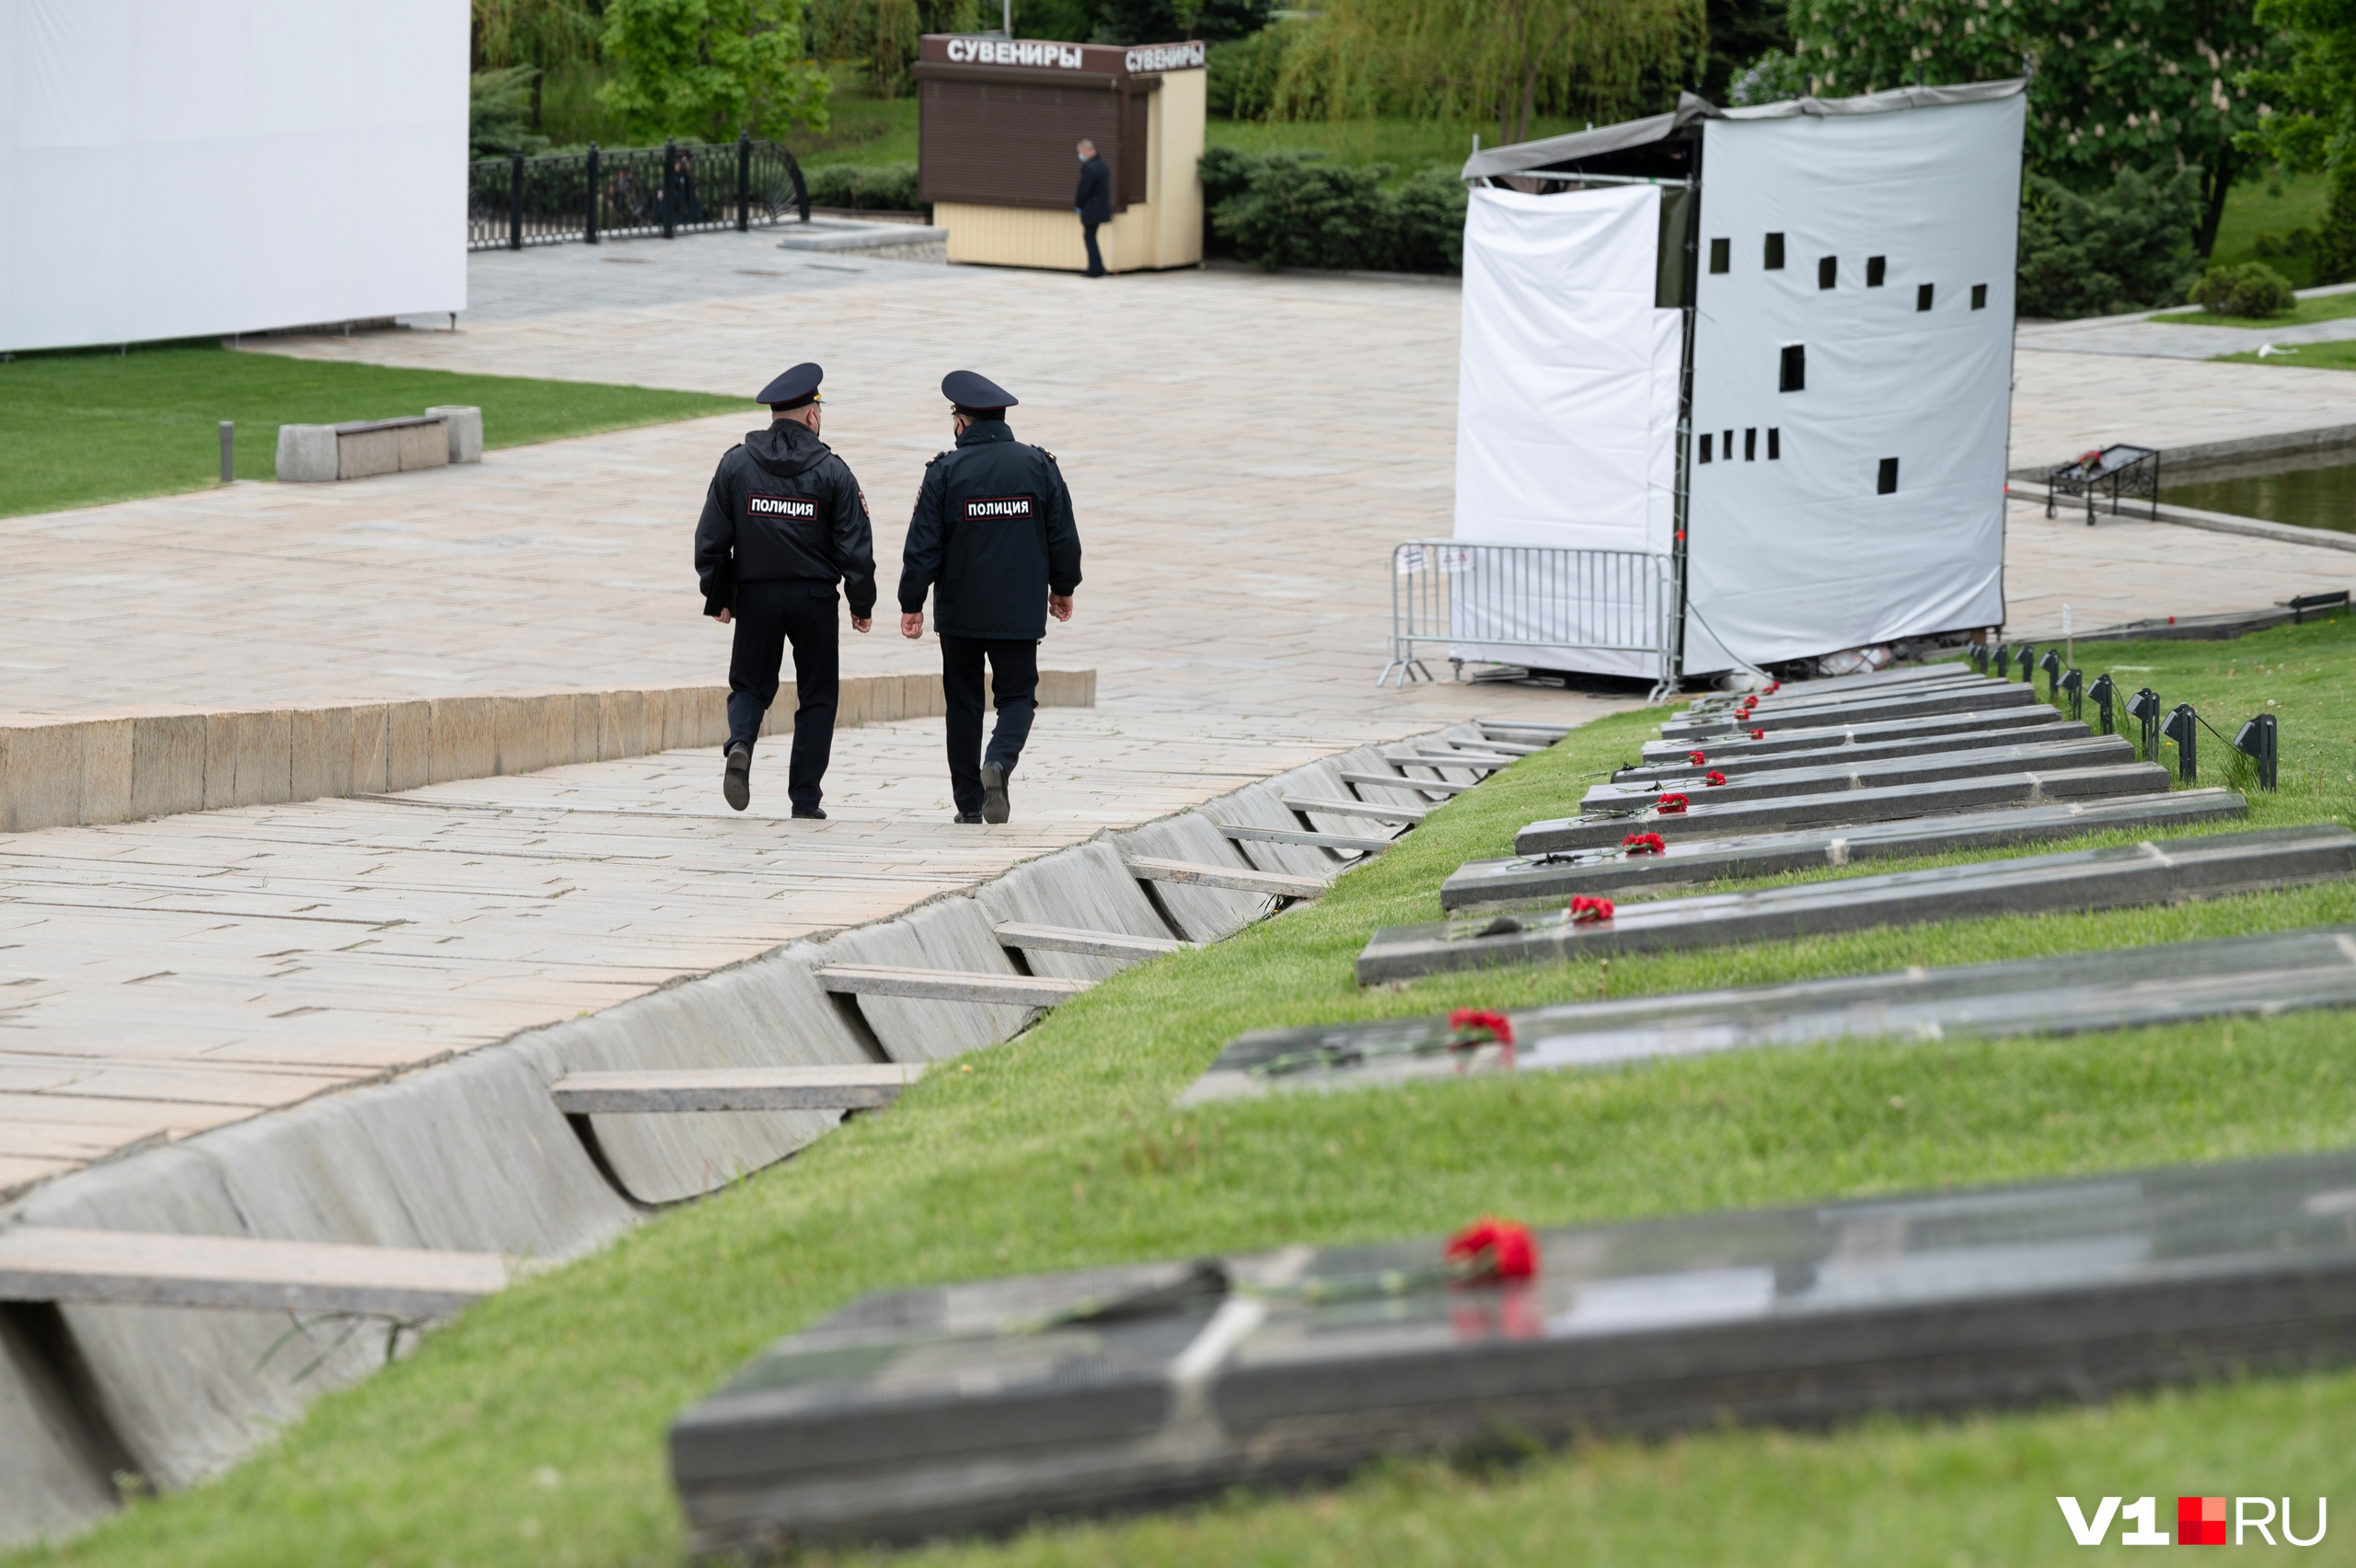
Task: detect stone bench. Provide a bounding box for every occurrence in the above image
[275,406,484,483]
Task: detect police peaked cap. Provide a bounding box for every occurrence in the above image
[757,363,824,409]
[941,369,1018,412]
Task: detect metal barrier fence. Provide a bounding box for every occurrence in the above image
[468,133,810,252]
[1384,540,1680,697]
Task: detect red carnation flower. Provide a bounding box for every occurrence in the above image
[1622,831,1666,855]
[1750,728,1764,740]
[1704,770,1727,786]
[1655,792,1689,815]
[1567,894,1614,923]
[1687,749,1706,766]
[1445,1218,1540,1283]
[1446,1008,1516,1069]
[1765,681,1781,695]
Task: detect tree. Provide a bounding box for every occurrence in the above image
[599,0,833,141]
[2239,0,2356,281]
[1786,0,2284,257]
[1273,0,1706,144]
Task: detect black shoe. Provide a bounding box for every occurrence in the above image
[953,811,983,824]
[722,744,752,812]
[791,806,826,820]
[980,763,1011,824]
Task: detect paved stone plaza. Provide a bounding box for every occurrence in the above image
[6,231,2356,1196]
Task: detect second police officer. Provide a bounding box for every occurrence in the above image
[899,370,1083,824]
[693,363,877,819]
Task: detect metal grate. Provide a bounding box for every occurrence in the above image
[1384,540,1680,698]
[468,134,811,253]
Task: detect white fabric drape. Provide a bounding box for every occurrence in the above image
[0,0,468,352]
[1451,184,1680,676]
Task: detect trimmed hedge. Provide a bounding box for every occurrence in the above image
[2016,164,2202,319]
[804,161,921,212]
[1199,146,1466,274]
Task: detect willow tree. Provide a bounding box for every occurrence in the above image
[1272,0,1706,145]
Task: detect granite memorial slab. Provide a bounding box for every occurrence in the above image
[670,1149,2356,1551]
[1443,790,2246,909]
[1676,666,1995,721]
[1515,763,2172,856]
[1359,825,2356,984]
[1665,683,2044,741]
[1636,705,2076,765]
[1186,924,2346,1102]
[1616,720,2093,783]
[1581,736,2135,813]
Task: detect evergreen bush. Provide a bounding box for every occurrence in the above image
[804,161,922,210]
[2015,164,2202,319]
[1199,146,1466,274]
[2189,260,2298,318]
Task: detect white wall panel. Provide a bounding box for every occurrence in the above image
[0,0,467,352]
[1680,94,2022,672]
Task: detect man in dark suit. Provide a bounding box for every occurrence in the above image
[1073,139,1111,278]
[693,363,877,819]
[899,370,1082,824]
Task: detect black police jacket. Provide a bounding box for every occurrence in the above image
[1074,156,1111,223]
[693,421,877,618]
[898,421,1082,640]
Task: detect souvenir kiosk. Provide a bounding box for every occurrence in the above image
[1450,83,2027,679]
[915,34,1207,273]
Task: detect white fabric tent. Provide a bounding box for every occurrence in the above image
[1451,84,2026,679]
[1451,185,1681,675]
[0,0,468,353]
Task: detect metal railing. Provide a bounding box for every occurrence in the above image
[1384,540,1680,698]
[468,133,811,252]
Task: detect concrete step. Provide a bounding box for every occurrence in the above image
[991,923,1194,959]
[1389,751,1506,773]
[550,1065,924,1113]
[1218,823,1394,854]
[0,1227,510,1315]
[1362,825,2356,984]
[814,964,1086,1007]
[1126,857,1327,900]
[1284,796,1427,824]
[1340,769,1475,795]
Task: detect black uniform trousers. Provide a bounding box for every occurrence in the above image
[727,579,840,812]
[1081,221,1106,277]
[940,633,1038,816]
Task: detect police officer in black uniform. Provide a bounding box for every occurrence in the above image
[694,363,877,818]
[899,370,1082,824]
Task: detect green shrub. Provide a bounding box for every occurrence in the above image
[2189,259,2298,318]
[1199,146,1467,274]
[804,161,920,210]
[2015,164,2202,319]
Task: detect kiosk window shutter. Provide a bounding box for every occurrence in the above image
[1122,89,1149,204]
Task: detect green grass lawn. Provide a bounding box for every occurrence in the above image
[0,344,745,519]
[2210,168,2331,290]
[2213,339,2356,371]
[17,619,2356,1568]
[2151,289,2356,330]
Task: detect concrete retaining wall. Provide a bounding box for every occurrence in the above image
[0,669,1096,834]
[0,718,1494,1549]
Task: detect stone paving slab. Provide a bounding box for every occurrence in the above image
[1188,926,2356,1101]
[1361,826,2356,985]
[0,707,1472,1196]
